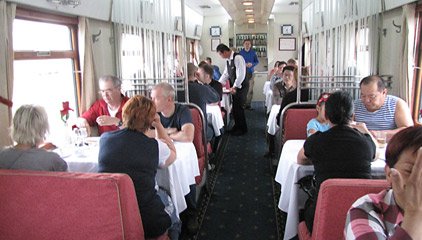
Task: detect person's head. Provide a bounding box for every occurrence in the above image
[151,82,175,113]
[359,75,387,112]
[385,126,422,207]
[187,63,198,81]
[198,63,214,83]
[205,57,212,64]
[282,65,296,89]
[273,61,280,68]
[287,58,297,67]
[98,75,122,106]
[243,39,252,51]
[316,92,331,120]
[216,44,231,59]
[122,95,156,133]
[325,91,353,125]
[11,104,49,147]
[276,61,287,75]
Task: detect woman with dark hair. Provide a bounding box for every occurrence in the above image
[297,91,376,232]
[345,126,422,239]
[98,95,179,239]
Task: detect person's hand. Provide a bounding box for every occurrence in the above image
[230,87,237,94]
[77,117,91,136]
[246,62,253,68]
[392,147,422,213]
[96,115,119,126]
[151,113,162,129]
[393,147,422,238]
[350,121,369,134]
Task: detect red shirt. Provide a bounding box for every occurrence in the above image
[82,95,129,135]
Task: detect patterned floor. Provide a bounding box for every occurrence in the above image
[190,101,284,240]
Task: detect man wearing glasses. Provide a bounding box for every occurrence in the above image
[354,75,413,140]
[77,75,129,136]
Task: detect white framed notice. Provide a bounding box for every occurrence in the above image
[279,37,296,51]
[211,38,220,51]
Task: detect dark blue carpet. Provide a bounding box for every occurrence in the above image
[194,101,281,240]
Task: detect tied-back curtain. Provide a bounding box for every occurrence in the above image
[0,0,15,147]
[112,0,181,97]
[303,0,382,78]
[398,4,416,104]
[78,17,97,115]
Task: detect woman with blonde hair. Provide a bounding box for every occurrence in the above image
[0,104,67,171]
[98,95,179,239]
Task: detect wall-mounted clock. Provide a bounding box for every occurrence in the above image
[210,26,221,37]
[282,24,293,35]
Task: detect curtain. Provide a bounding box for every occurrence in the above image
[78,17,97,115]
[398,4,416,104]
[0,0,15,147]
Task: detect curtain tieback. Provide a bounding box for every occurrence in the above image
[0,96,12,108]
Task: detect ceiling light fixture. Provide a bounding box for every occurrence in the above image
[245,9,254,13]
[46,0,81,8]
[246,14,254,18]
[248,19,255,23]
[242,1,253,6]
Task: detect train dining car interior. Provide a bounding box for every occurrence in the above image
[1,0,422,239]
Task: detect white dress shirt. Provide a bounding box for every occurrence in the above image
[218,51,246,89]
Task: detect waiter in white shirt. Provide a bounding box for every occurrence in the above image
[216,43,248,136]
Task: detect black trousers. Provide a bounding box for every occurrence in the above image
[232,84,248,132]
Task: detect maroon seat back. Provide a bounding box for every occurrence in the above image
[183,103,208,186]
[283,108,317,141]
[298,178,389,240]
[0,169,144,240]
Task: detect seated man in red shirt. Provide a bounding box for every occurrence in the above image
[77,75,129,136]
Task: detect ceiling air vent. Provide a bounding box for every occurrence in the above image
[199,5,211,9]
[289,1,299,5]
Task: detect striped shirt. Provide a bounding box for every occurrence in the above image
[344,189,411,240]
[354,95,398,130]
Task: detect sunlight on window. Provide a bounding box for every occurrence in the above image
[357,27,370,77]
[13,19,72,51]
[13,60,77,145]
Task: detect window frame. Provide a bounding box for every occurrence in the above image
[14,8,82,109]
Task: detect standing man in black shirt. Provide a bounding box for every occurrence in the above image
[217,43,248,136]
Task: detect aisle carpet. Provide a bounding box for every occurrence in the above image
[193,101,282,240]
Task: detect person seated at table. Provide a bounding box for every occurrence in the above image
[0,104,67,172]
[187,62,220,141]
[151,82,194,142]
[98,95,179,239]
[270,61,287,106]
[276,65,309,125]
[354,75,413,141]
[306,92,331,137]
[267,61,281,81]
[77,75,129,136]
[198,61,223,101]
[297,91,376,233]
[205,57,222,81]
[345,126,422,240]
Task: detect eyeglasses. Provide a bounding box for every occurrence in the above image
[98,87,117,95]
[360,93,380,101]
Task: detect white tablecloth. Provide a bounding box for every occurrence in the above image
[274,140,386,240]
[62,139,199,216]
[206,104,225,137]
[221,89,232,126]
[266,104,281,135]
[263,81,273,112]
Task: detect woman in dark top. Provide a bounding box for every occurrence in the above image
[98,95,177,239]
[297,91,376,233]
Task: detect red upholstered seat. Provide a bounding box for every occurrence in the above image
[183,103,208,186]
[0,169,168,240]
[297,178,389,240]
[283,107,317,141]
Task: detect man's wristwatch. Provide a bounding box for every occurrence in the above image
[117,120,123,127]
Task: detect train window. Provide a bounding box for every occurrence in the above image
[12,10,80,144]
[357,27,370,77]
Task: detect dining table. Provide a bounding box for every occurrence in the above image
[266,104,281,135]
[206,104,225,137]
[263,81,273,113]
[274,139,387,240]
[58,137,199,217]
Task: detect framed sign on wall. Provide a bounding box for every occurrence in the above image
[211,38,220,51]
[279,37,296,51]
